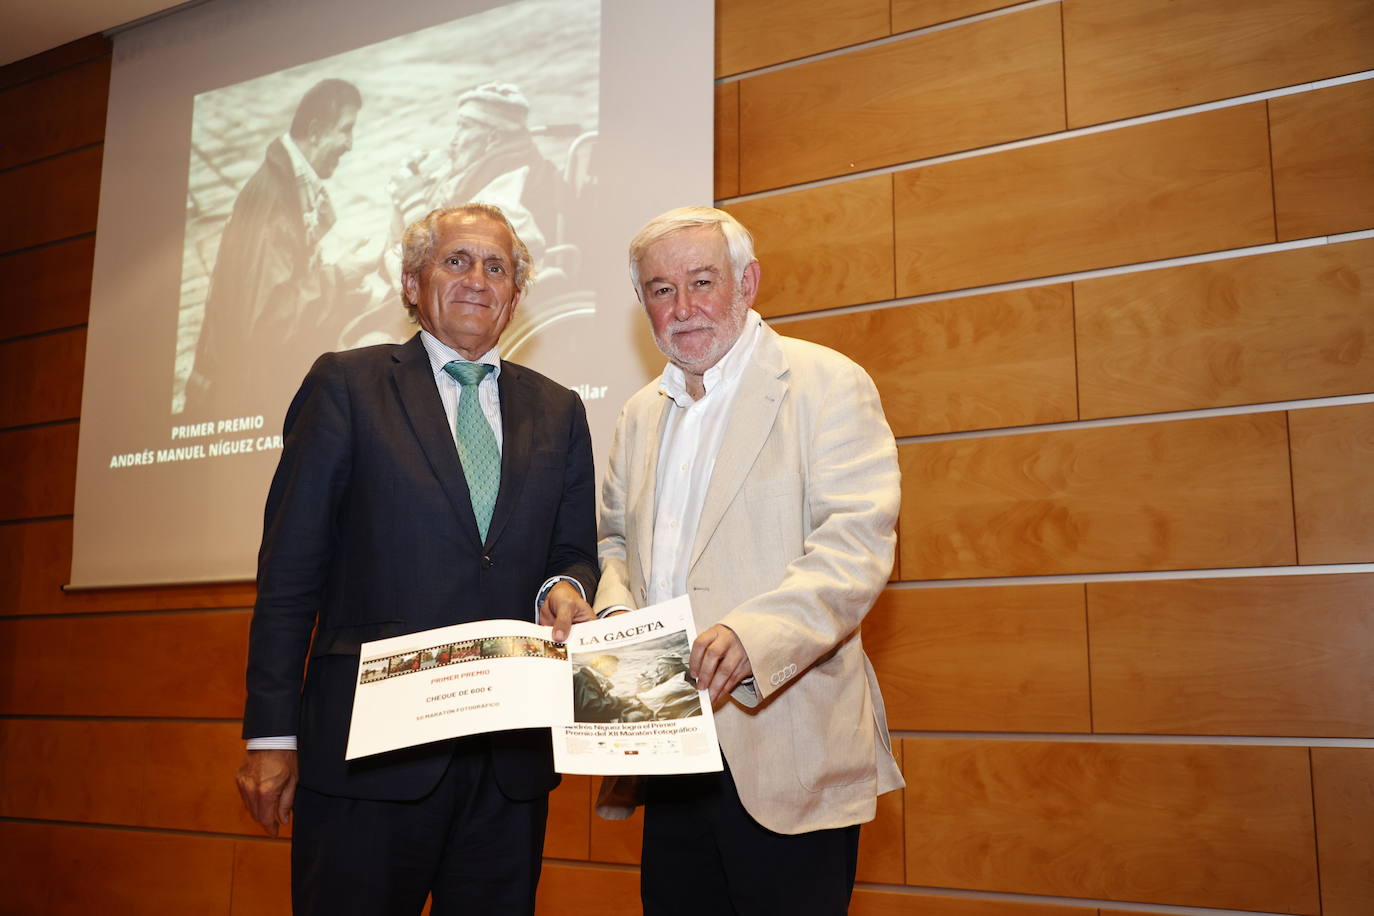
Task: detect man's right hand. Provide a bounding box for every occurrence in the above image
[236,748,299,836]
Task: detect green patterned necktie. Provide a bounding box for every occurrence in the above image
[443,361,500,541]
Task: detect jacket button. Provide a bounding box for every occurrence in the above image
[480,555,493,569]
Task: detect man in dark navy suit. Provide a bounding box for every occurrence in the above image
[235,203,598,915]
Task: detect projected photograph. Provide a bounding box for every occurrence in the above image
[171,0,600,419]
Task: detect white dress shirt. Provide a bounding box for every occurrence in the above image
[647,310,763,607]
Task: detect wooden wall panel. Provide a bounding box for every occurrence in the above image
[1075,238,1374,418]
[899,412,1296,580]
[0,237,96,339]
[738,4,1063,192]
[856,740,903,884]
[535,863,640,916]
[545,773,590,860]
[903,739,1320,912]
[1062,0,1374,127]
[853,890,1091,916]
[0,822,236,915]
[0,519,256,617]
[1312,747,1374,916]
[0,610,250,717]
[716,0,889,76]
[0,56,109,172]
[864,585,1089,732]
[588,797,642,865]
[230,840,292,916]
[0,34,110,92]
[0,327,86,428]
[0,719,143,826]
[726,175,894,318]
[1290,403,1374,564]
[782,285,1076,436]
[890,0,1023,35]
[0,422,78,520]
[0,719,261,834]
[894,104,1275,297]
[0,821,55,913]
[1088,574,1374,736]
[0,145,103,253]
[1272,79,1374,241]
[714,82,739,200]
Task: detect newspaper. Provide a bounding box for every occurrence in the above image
[346,596,721,776]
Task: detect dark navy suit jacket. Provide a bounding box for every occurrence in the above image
[242,333,598,801]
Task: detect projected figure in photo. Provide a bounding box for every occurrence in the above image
[184,78,369,418]
[394,83,564,261]
[343,81,595,354]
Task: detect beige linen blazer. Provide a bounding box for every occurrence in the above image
[594,323,904,834]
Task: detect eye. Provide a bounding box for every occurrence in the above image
[652,286,673,298]
[487,262,506,274]
[694,278,712,288]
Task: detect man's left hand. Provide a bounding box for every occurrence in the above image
[691,624,753,705]
[540,581,595,643]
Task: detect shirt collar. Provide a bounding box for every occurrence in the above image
[658,310,763,407]
[421,329,502,381]
[279,132,326,200]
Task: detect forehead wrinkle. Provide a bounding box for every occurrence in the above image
[645,264,722,287]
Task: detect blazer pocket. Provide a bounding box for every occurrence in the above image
[787,658,876,791]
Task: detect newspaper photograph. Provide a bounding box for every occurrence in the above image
[553,595,723,776]
[345,596,721,776]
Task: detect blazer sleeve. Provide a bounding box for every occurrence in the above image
[242,352,353,738]
[593,401,638,613]
[719,357,899,707]
[542,388,600,600]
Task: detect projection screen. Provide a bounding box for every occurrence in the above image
[71,0,713,587]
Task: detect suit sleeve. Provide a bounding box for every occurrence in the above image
[242,353,353,738]
[542,390,599,601]
[719,359,899,707]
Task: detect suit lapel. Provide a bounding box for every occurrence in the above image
[689,326,789,571]
[486,361,532,549]
[392,334,483,549]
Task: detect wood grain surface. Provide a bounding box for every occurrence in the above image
[1290,403,1374,564]
[865,584,1089,732]
[1271,79,1374,240]
[1075,238,1374,418]
[782,284,1076,436]
[1088,573,1374,736]
[739,4,1063,192]
[899,412,1296,579]
[726,174,894,318]
[1062,0,1374,126]
[902,738,1319,911]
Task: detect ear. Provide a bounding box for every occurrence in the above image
[401,271,419,306]
[738,259,761,308]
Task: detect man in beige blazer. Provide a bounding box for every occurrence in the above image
[594,206,903,914]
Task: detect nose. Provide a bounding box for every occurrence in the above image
[671,290,693,322]
[459,261,488,290]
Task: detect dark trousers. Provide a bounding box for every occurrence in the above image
[292,739,548,916]
[641,766,861,915]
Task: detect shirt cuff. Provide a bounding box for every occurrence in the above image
[247,736,297,751]
[534,575,586,621]
[597,604,633,618]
